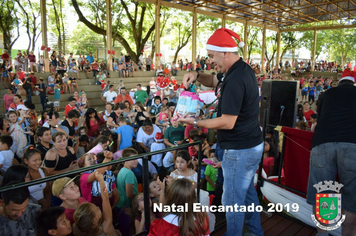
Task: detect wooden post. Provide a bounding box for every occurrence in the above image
[243,21,248,61]
[311,29,317,72]
[222,13,226,28]
[155,0,161,70]
[40,0,49,72]
[261,25,266,72]
[106,0,113,71]
[192,7,197,70]
[276,29,281,68]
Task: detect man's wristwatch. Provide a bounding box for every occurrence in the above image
[193,119,199,129]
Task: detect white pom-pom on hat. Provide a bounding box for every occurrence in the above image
[238,41,245,48]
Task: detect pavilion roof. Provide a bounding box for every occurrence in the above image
[143,0,356,30]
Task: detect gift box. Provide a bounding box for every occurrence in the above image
[172,91,204,121]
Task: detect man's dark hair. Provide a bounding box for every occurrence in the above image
[79,135,89,142]
[67,109,80,119]
[38,206,65,236]
[137,84,141,87]
[0,135,13,148]
[47,111,59,119]
[167,102,176,107]
[36,126,51,137]
[114,103,126,111]
[14,94,22,100]
[109,85,114,89]
[1,181,30,205]
[338,80,354,86]
[154,96,161,102]
[121,87,126,90]
[142,118,153,127]
[163,97,168,102]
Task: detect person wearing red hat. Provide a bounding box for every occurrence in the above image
[179,28,263,236]
[150,132,166,173]
[306,69,356,236]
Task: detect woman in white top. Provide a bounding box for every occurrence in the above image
[23,147,51,210]
[136,118,161,153]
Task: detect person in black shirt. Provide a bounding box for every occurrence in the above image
[22,76,33,102]
[38,78,47,111]
[61,110,80,147]
[180,28,263,236]
[306,70,356,236]
[36,127,53,160]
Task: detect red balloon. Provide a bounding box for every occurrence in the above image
[159,53,162,57]
[155,54,158,57]
[112,50,115,55]
[40,45,45,50]
[108,50,111,54]
[46,47,51,52]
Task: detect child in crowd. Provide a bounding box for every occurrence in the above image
[310,113,317,132]
[295,120,308,131]
[88,135,111,154]
[52,176,87,224]
[23,147,51,209]
[39,111,48,126]
[116,116,135,151]
[204,150,218,195]
[0,135,16,172]
[132,192,159,235]
[162,97,168,106]
[308,80,316,104]
[76,135,90,159]
[156,105,170,132]
[74,171,118,236]
[116,148,139,209]
[263,138,275,177]
[150,132,165,174]
[149,178,165,205]
[168,150,197,185]
[148,178,209,236]
[54,84,61,112]
[38,206,72,236]
[7,110,29,158]
[91,151,120,209]
[162,150,177,173]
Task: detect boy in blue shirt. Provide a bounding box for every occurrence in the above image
[308,80,316,104]
[116,116,135,150]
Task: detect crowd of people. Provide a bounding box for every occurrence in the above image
[0,63,219,236]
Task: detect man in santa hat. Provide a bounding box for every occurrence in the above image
[179,28,263,236]
[306,69,356,236]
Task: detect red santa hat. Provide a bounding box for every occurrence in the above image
[206,28,244,52]
[340,69,356,83]
[154,132,164,142]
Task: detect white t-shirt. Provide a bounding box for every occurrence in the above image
[136,124,161,149]
[137,159,158,177]
[0,150,15,171]
[163,152,174,168]
[103,91,118,103]
[150,142,166,167]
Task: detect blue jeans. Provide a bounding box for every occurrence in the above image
[222,142,264,236]
[306,142,356,213]
[26,89,32,102]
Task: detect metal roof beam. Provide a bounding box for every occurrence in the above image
[281,23,356,32]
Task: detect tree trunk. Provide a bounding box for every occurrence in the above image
[52,0,62,51]
[60,0,66,54]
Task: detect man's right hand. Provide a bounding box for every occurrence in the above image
[182,71,198,89]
